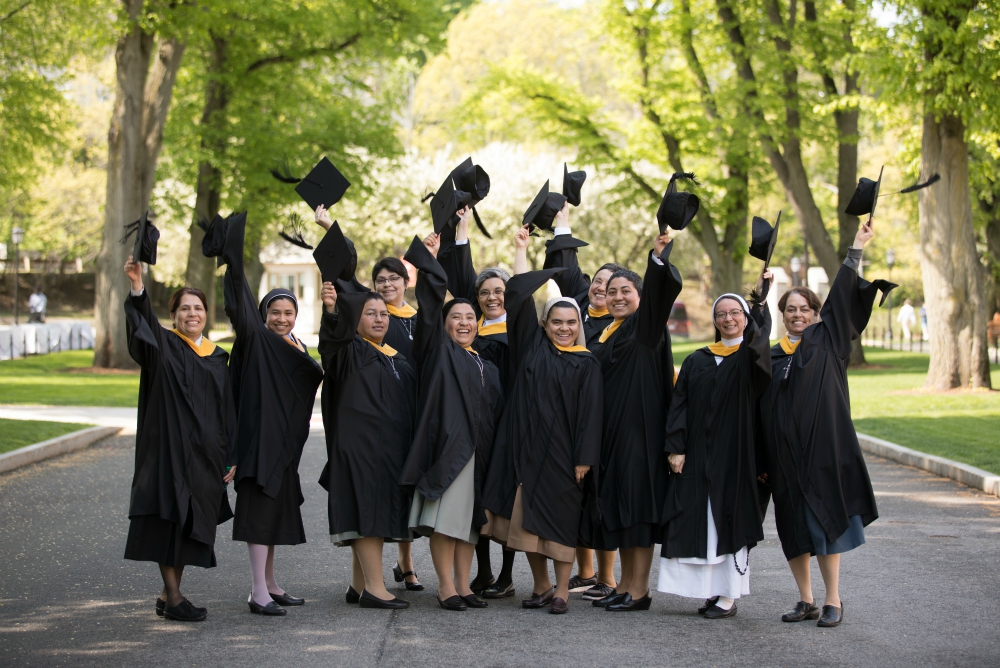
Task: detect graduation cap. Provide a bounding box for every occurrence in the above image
[429,175,461,234]
[544,234,589,255]
[563,163,586,207]
[523,180,568,234]
[293,157,351,211]
[279,212,313,250]
[198,213,229,267]
[749,211,781,304]
[845,167,940,220]
[120,211,159,265]
[312,221,358,284]
[656,172,700,233]
[426,158,493,237]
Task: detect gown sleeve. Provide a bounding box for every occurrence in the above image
[664,356,692,455]
[404,237,448,368]
[123,290,165,369]
[438,239,478,304]
[501,269,565,370]
[222,213,264,339]
[746,305,773,398]
[543,239,590,305]
[636,243,683,348]
[574,361,604,467]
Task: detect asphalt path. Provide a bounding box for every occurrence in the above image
[1,432,998,666]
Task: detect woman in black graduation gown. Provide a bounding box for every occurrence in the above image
[588,231,682,613]
[437,207,517,598]
[399,233,505,611]
[481,234,603,615]
[658,290,772,619]
[317,280,416,610]
[759,220,886,628]
[223,213,324,616]
[122,256,236,622]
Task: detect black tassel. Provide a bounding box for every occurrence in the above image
[420,191,435,203]
[897,173,940,194]
[279,231,314,250]
[270,158,301,184]
[472,207,492,239]
[119,220,139,245]
[669,171,700,186]
[279,212,313,249]
[196,217,210,232]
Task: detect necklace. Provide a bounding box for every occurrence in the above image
[467,349,484,386]
[401,318,414,340]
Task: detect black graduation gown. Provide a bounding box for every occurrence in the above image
[317,294,417,542]
[123,291,236,568]
[589,247,682,550]
[385,309,418,360]
[482,269,604,548]
[661,310,772,559]
[760,263,886,560]
[438,239,512,393]
[399,238,504,532]
[542,236,614,345]
[223,216,324,545]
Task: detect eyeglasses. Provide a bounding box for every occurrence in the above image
[478,288,504,298]
[714,309,745,320]
[375,275,403,286]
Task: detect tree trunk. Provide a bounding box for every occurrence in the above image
[919,112,992,390]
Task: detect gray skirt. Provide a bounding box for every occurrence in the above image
[805,505,866,555]
[408,455,479,544]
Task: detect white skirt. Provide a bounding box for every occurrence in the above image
[657,497,750,600]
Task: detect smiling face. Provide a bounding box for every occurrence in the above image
[265,298,297,337]
[588,268,614,311]
[445,303,478,348]
[374,269,405,308]
[357,297,389,343]
[477,278,506,320]
[606,277,640,320]
[544,306,581,348]
[782,292,817,337]
[171,294,206,339]
[714,297,746,339]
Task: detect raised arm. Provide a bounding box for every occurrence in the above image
[745,305,773,398]
[543,233,590,304]
[317,281,362,372]
[222,212,261,339]
[437,208,478,304]
[636,236,683,348]
[122,255,165,367]
[404,236,448,367]
[502,268,565,368]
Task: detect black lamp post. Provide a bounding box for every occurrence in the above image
[11,226,24,325]
[885,248,896,345]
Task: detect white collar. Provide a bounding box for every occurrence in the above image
[788,334,801,343]
[721,336,743,347]
[483,312,507,326]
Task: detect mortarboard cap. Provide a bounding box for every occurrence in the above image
[845,166,883,218]
[294,157,351,211]
[199,213,228,267]
[312,221,358,284]
[523,181,568,233]
[750,211,781,303]
[544,234,589,255]
[121,211,160,265]
[430,175,460,234]
[656,173,700,233]
[562,163,586,207]
[453,159,490,204]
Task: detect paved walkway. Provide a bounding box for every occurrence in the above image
[0,404,324,432]
[1,431,998,666]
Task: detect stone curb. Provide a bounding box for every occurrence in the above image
[0,426,123,474]
[857,432,1000,497]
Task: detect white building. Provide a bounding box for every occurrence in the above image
[259,243,326,337]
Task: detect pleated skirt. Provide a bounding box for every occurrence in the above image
[232,465,306,546]
[124,514,216,568]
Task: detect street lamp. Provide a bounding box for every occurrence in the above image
[790,256,802,287]
[885,248,896,345]
[11,226,24,325]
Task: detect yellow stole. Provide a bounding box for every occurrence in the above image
[171,330,216,357]
[555,344,589,353]
[598,318,624,343]
[363,338,398,357]
[587,306,609,319]
[386,302,417,319]
[477,315,507,337]
[283,333,306,353]
[779,335,801,355]
[707,341,741,357]
[463,346,479,355]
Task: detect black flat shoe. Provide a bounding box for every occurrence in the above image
[393,562,425,591]
[156,598,165,617]
[437,595,467,611]
[248,595,287,616]
[359,589,410,609]
[704,603,737,619]
[817,602,843,627]
[164,599,207,622]
[270,592,305,607]
[606,592,652,612]
[698,596,720,615]
[461,594,488,608]
[469,573,496,595]
[482,580,515,599]
[782,600,820,622]
[346,586,360,604]
[592,591,627,608]
[568,574,598,592]
[521,587,555,609]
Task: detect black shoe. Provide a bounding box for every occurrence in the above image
[155,598,165,617]
[521,587,555,609]
[591,591,626,608]
[270,592,305,607]
[782,600,820,622]
[698,596,720,615]
[606,592,652,612]
[461,594,488,608]
[437,595,467,611]
[359,589,410,609]
[581,583,615,601]
[482,580,515,599]
[469,573,496,595]
[345,586,360,604]
[248,595,287,616]
[568,574,597,592]
[163,599,207,622]
[549,597,569,614]
[393,562,425,592]
[817,602,843,627]
[704,603,737,619]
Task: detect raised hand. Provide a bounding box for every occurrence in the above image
[124,255,143,293]
[513,224,530,250]
[315,204,333,230]
[854,218,874,249]
[321,281,338,313]
[455,206,471,243]
[423,232,441,258]
[554,200,570,228]
[654,230,672,257]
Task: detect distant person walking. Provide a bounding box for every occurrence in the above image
[919,303,929,341]
[897,299,916,341]
[27,285,46,323]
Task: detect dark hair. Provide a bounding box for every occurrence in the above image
[544,300,579,322]
[371,257,409,286]
[778,287,822,313]
[168,287,208,314]
[594,263,625,279]
[442,297,474,318]
[608,268,643,293]
[364,292,386,306]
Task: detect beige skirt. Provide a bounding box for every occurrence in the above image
[485,486,575,563]
[408,455,479,545]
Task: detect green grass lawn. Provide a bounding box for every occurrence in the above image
[0,351,139,407]
[0,418,94,455]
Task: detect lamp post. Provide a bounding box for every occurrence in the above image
[11,226,24,325]
[790,256,802,287]
[885,248,896,346]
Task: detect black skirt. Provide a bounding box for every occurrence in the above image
[232,464,306,546]
[585,520,660,551]
[124,514,217,568]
